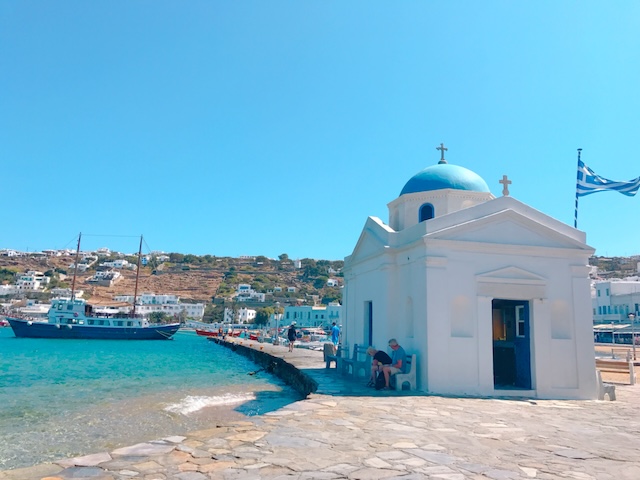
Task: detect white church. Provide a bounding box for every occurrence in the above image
[342,145,597,399]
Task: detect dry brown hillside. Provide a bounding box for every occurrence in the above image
[0,254,343,309]
[0,256,224,302]
[88,268,225,302]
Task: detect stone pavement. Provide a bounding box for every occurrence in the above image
[2,339,639,480]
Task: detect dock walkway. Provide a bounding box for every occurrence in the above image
[2,339,640,480]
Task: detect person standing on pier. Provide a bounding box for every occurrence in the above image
[287,322,297,352]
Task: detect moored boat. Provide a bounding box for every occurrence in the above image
[7,298,180,340]
[195,329,219,338]
[7,232,180,340]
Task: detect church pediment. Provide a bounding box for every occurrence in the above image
[348,217,393,262]
[477,266,546,284]
[426,209,590,251]
[476,265,547,298]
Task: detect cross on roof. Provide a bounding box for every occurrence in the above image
[436,143,448,164]
[499,175,512,196]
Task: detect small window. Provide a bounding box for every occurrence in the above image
[419,203,435,222]
[515,305,525,338]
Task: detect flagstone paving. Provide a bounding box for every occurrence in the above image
[1,339,639,480]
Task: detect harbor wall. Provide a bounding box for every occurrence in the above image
[212,338,318,396]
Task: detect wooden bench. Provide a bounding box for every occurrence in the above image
[324,343,340,369]
[609,348,632,361]
[341,344,370,379]
[393,353,417,391]
[595,358,636,385]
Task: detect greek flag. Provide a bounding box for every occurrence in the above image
[576,160,640,197]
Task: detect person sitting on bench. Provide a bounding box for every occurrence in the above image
[383,338,407,389]
[366,347,392,388]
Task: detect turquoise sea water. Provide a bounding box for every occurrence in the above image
[0,328,301,471]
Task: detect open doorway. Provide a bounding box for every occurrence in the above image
[492,299,531,389]
[364,301,373,347]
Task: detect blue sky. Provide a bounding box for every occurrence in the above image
[2,1,640,259]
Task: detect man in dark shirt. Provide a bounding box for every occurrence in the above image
[366,346,392,387]
[287,322,297,352]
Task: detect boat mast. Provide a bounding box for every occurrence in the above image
[131,235,143,318]
[70,233,81,301]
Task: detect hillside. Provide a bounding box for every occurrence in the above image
[0,254,344,310]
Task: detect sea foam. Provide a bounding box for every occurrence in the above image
[164,393,256,415]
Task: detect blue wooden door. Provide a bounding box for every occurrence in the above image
[513,303,531,389]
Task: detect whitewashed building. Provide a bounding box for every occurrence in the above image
[113,293,204,320]
[100,259,135,269]
[343,153,596,399]
[134,302,205,320]
[224,307,256,324]
[0,285,18,296]
[16,271,50,291]
[50,288,84,298]
[115,293,180,305]
[235,284,266,302]
[592,278,640,323]
[282,303,342,328]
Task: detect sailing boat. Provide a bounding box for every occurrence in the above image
[7,234,181,340]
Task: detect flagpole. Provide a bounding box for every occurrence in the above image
[574,148,582,228]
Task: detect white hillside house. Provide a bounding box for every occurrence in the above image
[224,307,256,324]
[235,284,265,302]
[16,271,50,291]
[113,293,205,320]
[100,259,136,270]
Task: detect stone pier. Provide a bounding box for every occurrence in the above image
[1,338,639,480]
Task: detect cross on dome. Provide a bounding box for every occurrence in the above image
[499,175,512,196]
[436,143,448,164]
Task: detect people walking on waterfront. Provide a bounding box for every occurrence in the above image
[331,322,340,346]
[287,322,297,352]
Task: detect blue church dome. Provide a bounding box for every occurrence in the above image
[400,162,490,195]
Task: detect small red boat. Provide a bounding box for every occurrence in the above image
[195,329,219,337]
